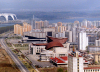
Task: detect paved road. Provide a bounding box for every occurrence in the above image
[0,33,29,72]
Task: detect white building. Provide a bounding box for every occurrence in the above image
[72,27,77,42]
[40,47,69,61]
[65,30,72,42]
[29,42,70,61]
[56,31,65,38]
[95,39,100,46]
[78,32,88,50]
[68,53,84,72]
[84,67,100,72]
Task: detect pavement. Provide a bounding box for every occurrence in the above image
[26,54,55,68]
[0,32,29,72]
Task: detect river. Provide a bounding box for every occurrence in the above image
[1,17,100,28]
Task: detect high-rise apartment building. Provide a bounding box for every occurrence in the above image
[78,32,88,50]
[57,26,66,32]
[35,20,49,29]
[14,22,32,35]
[95,39,100,46]
[57,22,62,26]
[68,53,84,72]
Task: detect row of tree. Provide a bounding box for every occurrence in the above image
[0,25,14,34]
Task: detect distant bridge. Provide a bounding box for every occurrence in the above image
[0,13,17,21]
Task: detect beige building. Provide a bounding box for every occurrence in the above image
[93,54,100,63]
[35,20,49,29]
[56,26,66,33]
[14,22,32,35]
[57,22,62,26]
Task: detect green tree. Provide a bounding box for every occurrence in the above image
[57,68,63,72]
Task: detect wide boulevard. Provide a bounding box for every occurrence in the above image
[0,32,29,72]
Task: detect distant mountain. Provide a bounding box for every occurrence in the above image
[9,11,100,20]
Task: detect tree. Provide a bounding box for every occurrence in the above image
[57,68,63,72]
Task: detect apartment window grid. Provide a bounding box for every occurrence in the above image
[85,69,99,72]
[77,58,79,72]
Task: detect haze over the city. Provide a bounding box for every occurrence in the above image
[0,0,100,12]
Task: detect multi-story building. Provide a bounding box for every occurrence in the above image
[35,20,49,29]
[14,22,32,35]
[57,22,62,26]
[95,39,100,46]
[72,27,77,42]
[84,67,100,72]
[68,53,84,72]
[65,30,72,42]
[78,31,88,50]
[29,36,70,61]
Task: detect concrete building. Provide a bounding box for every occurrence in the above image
[57,22,62,26]
[72,27,77,42]
[65,30,72,42]
[87,46,100,52]
[50,56,68,67]
[95,39,100,46]
[68,53,84,72]
[84,67,100,72]
[29,36,70,61]
[40,46,69,61]
[14,22,32,35]
[78,32,88,50]
[81,19,88,28]
[56,31,65,38]
[93,54,100,63]
[35,20,49,29]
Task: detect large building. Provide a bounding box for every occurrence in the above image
[35,20,49,29]
[14,22,32,35]
[68,52,84,72]
[57,22,62,26]
[56,26,66,33]
[29,36,70,61]
[78,32,88,50]
[95,39,100,46]
[65,30,72,42]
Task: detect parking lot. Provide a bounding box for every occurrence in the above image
[26,54,55,68]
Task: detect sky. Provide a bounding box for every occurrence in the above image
[0,0,100,12]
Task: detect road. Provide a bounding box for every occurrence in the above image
[0,33,29,72]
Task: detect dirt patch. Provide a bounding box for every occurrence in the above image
[38,67,67,72]
[0,49,20,72]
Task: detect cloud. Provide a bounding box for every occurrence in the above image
[0,0,100,11]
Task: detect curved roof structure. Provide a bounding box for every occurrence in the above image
[32,36,68,50]
[47,36,68,44]
[46,41,63,50]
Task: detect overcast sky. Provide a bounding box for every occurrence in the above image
[0,0,100,11]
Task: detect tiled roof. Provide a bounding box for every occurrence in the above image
[50,57,65,64]
[60,56,68,61]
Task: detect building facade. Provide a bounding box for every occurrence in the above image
[78,32,88,50]
[68,53,84,72]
